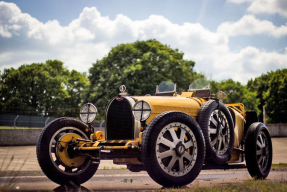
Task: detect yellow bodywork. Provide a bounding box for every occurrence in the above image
[78,94,247,164]
[228,108,245,163]
[132,95,206,124]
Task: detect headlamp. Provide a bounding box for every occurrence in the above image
[132,100,151,121]
[79,103,97,124]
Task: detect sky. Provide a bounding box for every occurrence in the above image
[0,0,287,84]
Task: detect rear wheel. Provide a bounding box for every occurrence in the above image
[245,122,272,179]
[197,100,234,164]
[142,111,205,187]
[36,117,98,186]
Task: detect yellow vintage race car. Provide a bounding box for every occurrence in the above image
[36,79,273,187]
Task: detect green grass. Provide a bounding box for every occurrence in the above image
[272,163,287,171]
[0,126,42,129]
[154,180,287,192]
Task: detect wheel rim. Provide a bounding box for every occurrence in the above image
[156,122,197,177]
[208,110,230,155]
[256,131,269,171]
[49,127,91,175]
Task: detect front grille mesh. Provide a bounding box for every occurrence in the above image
[106,98,134,140]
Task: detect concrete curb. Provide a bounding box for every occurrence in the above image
[0,124,286,146]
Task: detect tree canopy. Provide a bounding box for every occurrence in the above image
[247,69,287,123]
[0,40,286,124]
[0,60,88,117]
[88,39,202,117]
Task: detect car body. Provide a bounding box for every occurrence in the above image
[37,79,273,187]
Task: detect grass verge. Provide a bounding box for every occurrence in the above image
[272,163,287,171]
[0,126,41,129]
[157,180,287,192]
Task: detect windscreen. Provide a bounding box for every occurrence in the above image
[189,78,210,90]
[157,81,175,93]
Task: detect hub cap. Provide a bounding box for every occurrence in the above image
[156,122,197,177]
[256,131,269,171]
[49,127,90,175]
[208,110,230,155]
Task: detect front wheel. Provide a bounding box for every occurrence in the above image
[36,117,98,186]
[245,122,273,179]
[142,111,205,187]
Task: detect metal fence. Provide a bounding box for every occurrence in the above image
[0,113,105,129]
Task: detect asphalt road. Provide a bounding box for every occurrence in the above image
[0,138,286,191]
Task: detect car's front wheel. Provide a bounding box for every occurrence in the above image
[142,111,205,187]
[36,117,99,186]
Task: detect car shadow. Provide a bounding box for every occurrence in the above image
[53,185,90,192]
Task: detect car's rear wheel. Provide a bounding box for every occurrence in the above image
[36,117,98,186]
[142,111,205,187]
[197,100,234,164]
[245,122,272,179]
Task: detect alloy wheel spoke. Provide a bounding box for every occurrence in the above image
[184,140,193,149]
[179,157,184,171]
[259,135,264,147]
[167,156,178,170]
[256,150,262,155]
[258,156,263,165]
[210,117,218,127]
[212,137,218,146]
[183,152,193,161]
[221,118,226,128]
[257,140,263,148]
[222,136,226,148]
[158,149,174,159]
[169,128,178,143]
[159,137,175,148]
[179,129,186,141]
[209,128,217,134]
[217,138,222,151]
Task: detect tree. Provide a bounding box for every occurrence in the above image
[247,72,271,121]
[210,79,259,113]
[263,69,287,123]
[0,60,88,117]
[88,39,202,117]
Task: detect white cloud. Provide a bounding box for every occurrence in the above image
[0,2,286,84]
[228,0,287,17]
[217,15,287,38]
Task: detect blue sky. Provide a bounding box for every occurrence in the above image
[0,0,287,83]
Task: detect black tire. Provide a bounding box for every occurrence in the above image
[197,100,234,164]
[245,122,272,179]
[142,111,205,187]
[36,117,99,186]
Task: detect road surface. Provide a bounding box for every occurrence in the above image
[0,138,286,191]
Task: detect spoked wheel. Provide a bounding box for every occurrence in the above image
[197,100,234,164]
[142,111,205,187]
[209,109,230,155]
[156,122,197,176]
[37,118,98,186]
[245,122,272,179]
